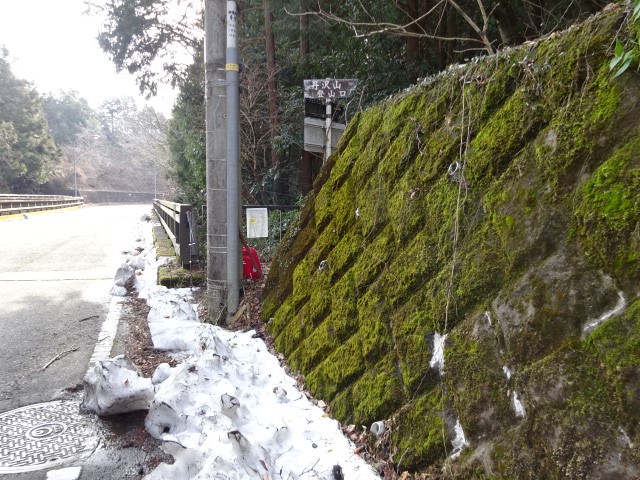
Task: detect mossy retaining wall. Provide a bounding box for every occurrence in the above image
[263,6,640,477]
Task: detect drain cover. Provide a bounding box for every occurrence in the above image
[0,401,99,473]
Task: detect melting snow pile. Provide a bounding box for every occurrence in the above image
[83,356,154,416]
[84,215,380,480]
[143,302,378,479]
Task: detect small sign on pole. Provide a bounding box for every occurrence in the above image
[303,79,357,162]
[246,208,269,238]
[303,79,358,100]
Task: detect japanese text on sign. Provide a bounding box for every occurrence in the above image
[303,79,358,100]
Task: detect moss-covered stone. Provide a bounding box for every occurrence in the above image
[305,333,368,401]
[263,5,640,475]
[392,390,447,470]
[349,354,405,425]
[572,132,640,288]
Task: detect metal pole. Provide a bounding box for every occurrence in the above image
[205,0,228,324]
[226,0,240,322]
[73,155,78,197]
[324,99,332,163]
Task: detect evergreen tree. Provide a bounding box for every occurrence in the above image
[42,91,95,146]
[0,51,61,193]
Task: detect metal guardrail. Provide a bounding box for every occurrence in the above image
[0,194,84,216]
[153,199,198,267]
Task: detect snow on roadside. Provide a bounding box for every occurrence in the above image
[86,214,381,480]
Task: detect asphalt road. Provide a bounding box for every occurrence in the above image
[0,205,150,413]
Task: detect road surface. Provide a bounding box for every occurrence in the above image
[0,205,150,413]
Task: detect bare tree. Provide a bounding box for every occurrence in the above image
[286,0,496,55]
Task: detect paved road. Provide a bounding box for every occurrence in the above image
[0,204,159,480]
[0,205,150,412]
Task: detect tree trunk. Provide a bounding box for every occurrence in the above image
[405,0,428,82]
[300,4,313,195]
[264,0,282,203]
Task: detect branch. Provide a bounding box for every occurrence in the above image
[42,347,79,371]
[446,0,495,54]
[285,0,495,53]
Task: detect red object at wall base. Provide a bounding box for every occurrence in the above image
[242,247,262,280]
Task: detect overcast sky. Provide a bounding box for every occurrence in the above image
[0,0,176,116]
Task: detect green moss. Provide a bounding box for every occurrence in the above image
[350,105,391,189]
[305,221,338,269]
[467,89,547,186]
[572,133,640,285]
[351,225,395,290]
[288,311,358,372]
[291,257,312,310]
[305,333,367,400]
[329,179,358,241]
[585,298,640,420]
[358,310,393,366]
[355,173,390,239]
[306,268,332,325]
[273,305,314,356]
[376,228,442,308]
[268,295,296,337]
[478,56,518,121]
[327,228,363,282]
[356,285,388,326]
[330,271,358,320]
[350,354,405,425]
[331,386,354,422]
[392,390,447,470]
[452,230,507,317]
[314,180,334,232]
[262,208,317,320]
[444,322,512,439]
[157,262,205,288]
[261,6,640,475]
[377,119,422,187]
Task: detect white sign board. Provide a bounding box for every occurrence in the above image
[304,117,346,154]
[246,208,269,238]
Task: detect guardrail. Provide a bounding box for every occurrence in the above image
[153,199,198,267]
[0,194,84,216]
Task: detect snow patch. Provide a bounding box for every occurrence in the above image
[619,427,634,449]
[429,332,447,374]
[151,363,172,385]
[87,214,380,479]
[142,325,379,479]
[583,291,626,335]
[449,418,469,459]
[512,392,526,418]
[82,355,154,416]
[45,467,82,480]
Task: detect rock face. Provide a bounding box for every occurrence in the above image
[263,6,640,478]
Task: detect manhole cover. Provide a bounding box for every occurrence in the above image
[0,401,99,473]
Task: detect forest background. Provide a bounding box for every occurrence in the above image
[2,0,631,225]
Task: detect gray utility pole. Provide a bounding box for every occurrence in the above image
[226,0,241,322]
[205,0,227,324]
